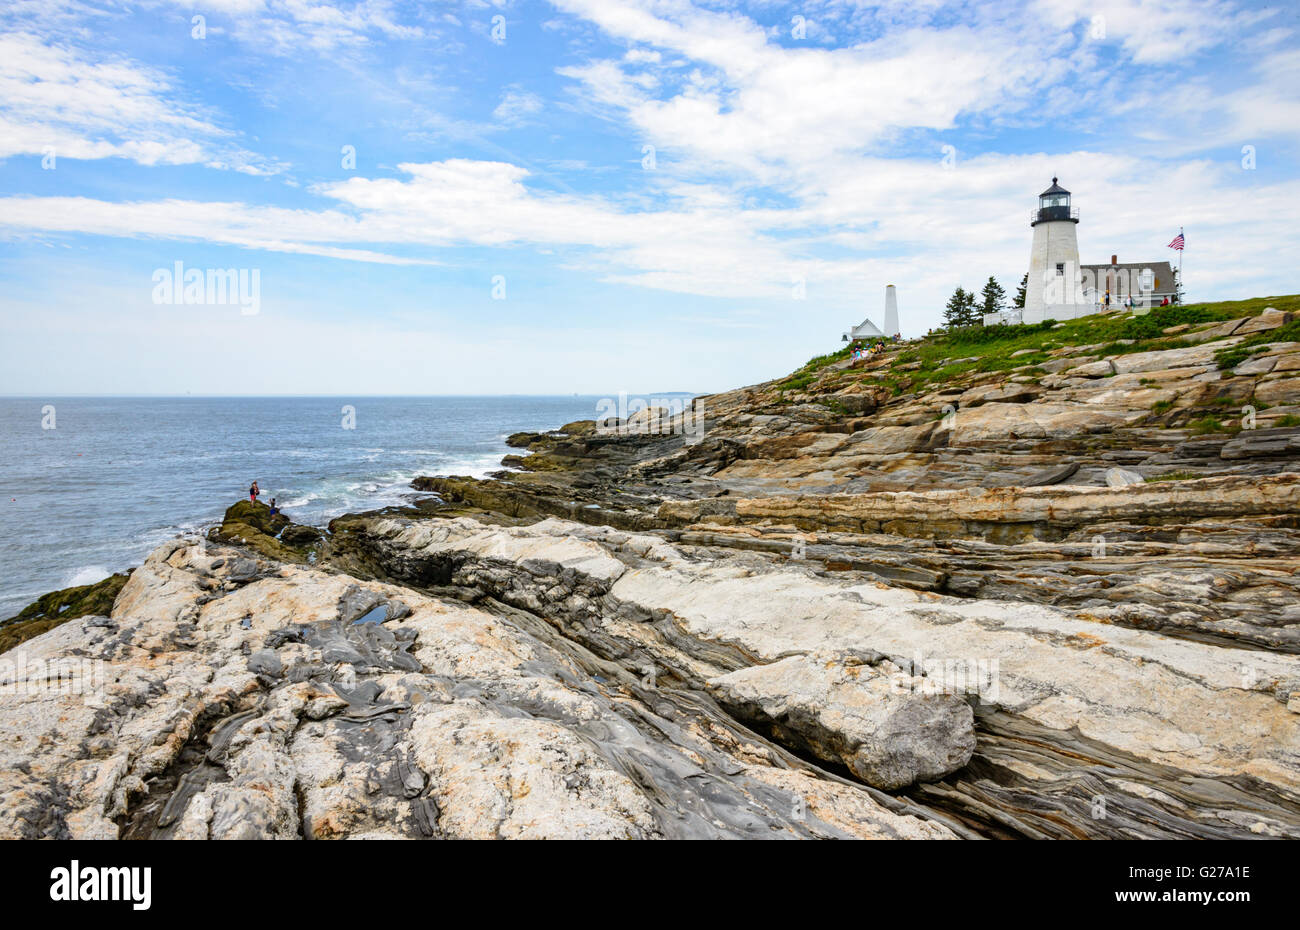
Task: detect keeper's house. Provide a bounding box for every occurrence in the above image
[1079,256,1178,308]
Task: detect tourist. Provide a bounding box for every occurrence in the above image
[1160,296,1170,307]
[249,480,260,503]
[269,498,279,516]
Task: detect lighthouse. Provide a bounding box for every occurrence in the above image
[883,285,899,338]
[1023,178,1084,323]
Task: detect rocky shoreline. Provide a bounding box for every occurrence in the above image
[3,297,1299,839]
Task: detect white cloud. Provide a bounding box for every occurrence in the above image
[493,86,544,124]
[1031,0,1263,64]
[2,151,1296,326]
[1,0,1296,346]
[159,0,429,51]
[553,0,1063,189]
[0,31,285,172]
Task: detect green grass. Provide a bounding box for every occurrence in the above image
[1214,345,1256,371]
[922,298,1298,384]
[778,371,819,392]
[788,296,1298,401]
[1113,303,1239,340]
[1148,470,1202,483]
[1188,416,1228,435]
[778,345,854,391]
[1275,414,1300,427]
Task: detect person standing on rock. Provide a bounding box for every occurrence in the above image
[249,480,260,503]
[269,497,279,516]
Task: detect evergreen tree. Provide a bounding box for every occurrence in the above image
[1013,272,1028,309]
[944,286,977,329]
[980,276,1007,318]
[1172,268,1184,305]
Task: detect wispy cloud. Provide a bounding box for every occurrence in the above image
[0,0,1296,395]
[0,30,286,172]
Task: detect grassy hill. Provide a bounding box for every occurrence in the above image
[777,295,1300,431]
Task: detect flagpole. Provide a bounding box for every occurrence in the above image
[1179,226,1184,302]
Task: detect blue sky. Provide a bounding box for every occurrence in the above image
[1,0,1297,395]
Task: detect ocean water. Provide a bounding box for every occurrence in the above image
[0,396,602,619]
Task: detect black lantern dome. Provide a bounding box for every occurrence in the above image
[1031,177,1079,226]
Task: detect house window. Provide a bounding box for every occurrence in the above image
[1055,263,1065,276]
[1141,269,1154,290]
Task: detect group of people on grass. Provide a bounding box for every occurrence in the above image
[1103,294,1172,310]
[850,338,893,361]
[248,481,280,516]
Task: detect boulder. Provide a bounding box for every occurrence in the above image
[1068,359,1116,378]
[1112,344,1221,375]
[707,654,976,790]
[1234,307,1292,336]
[1234,355,1277,376]
[834,392,884,415]
[1255,377,1300,407]
[209,500,321,563]
[1183,318,1247,343]
[279,524,324,547]
[1021,462,1080,486]
[222,500,289,537]
[1105,467,1145,487]
[947,402,1139,444]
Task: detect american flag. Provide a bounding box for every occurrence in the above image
[1168,232,1185,251]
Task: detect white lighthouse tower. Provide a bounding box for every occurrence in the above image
[883,285,899,338]
[1023,178,1084,323]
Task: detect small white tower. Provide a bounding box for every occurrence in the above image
[883,285,899,337]
[1023,178,1084,323]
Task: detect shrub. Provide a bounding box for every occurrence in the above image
[1215,347,1252,371]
